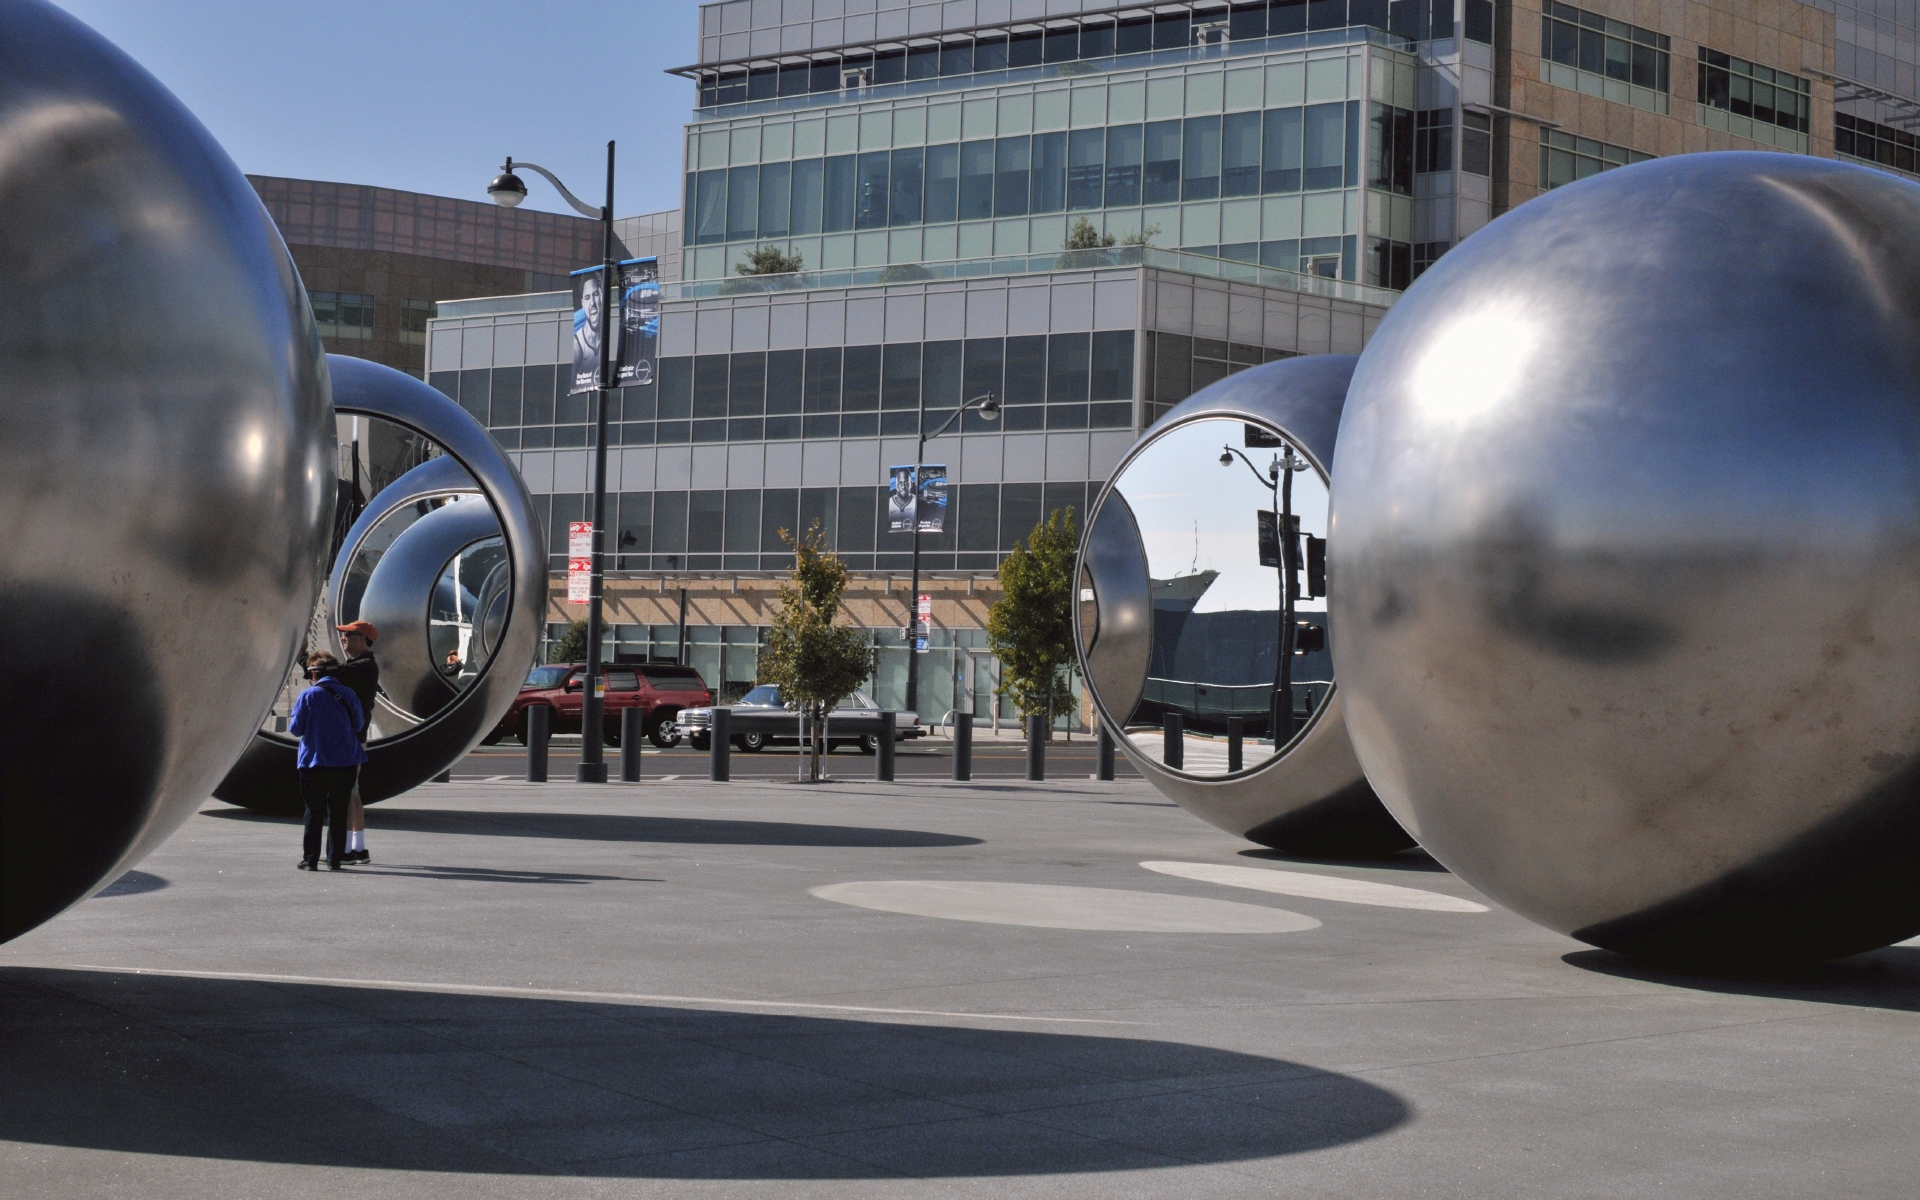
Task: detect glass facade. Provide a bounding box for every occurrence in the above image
[431,331,1136,449]
[1538,2,1672,115]
[1539,130,1655,190]
[689,1,1489,111]
[1142,332,1300,426]
[1837,111,1920,178]
[311,291,375,341]
[1695,49,1811,152]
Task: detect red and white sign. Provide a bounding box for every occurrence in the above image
[917,593,932,618]
[567,557,591,604]
[568,521,593,558]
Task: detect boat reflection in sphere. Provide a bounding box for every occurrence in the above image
[1077,355,1412,857]
[1331,152,1920,965]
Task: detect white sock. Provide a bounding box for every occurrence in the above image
[347,829,364,852]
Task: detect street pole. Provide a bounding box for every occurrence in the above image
[578,140,616,783]
[1276,449,1296,747]
[902,391,997,715]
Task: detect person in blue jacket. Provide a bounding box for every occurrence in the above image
[288,650,368,871]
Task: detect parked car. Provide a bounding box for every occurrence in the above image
[487,662,712,748]
[678,686,923,754]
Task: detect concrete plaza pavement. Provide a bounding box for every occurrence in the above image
[2,776,1916,1198]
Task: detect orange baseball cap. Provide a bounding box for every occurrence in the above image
[336,620,379,642]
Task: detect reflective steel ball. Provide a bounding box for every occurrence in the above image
[0,1,333,940]
[1331,153,1920,964]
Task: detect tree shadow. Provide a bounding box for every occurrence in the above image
[0,967,1409,1178]
[1562,945,1920,1014]
[205,808,982,850]
[1238,847,1449,873]
[90,871,168,898]
[343,865,663,885]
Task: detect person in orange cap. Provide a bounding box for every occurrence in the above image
[326,620,381,864]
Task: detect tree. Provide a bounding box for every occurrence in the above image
[548,618,588,664]
[758,522,872,780]
[736,244,805,276]
[1120,222,1162,247]
[1056,217,1119,270]
[1065,216,1115,250]
[987,507,1079,739]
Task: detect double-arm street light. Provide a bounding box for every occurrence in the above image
[1221,440,1310,746]
[903,389,999,714]
[489,144,618,783]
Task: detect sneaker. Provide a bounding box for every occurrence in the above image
[344,849,370,864]
[327,859,344,871]
[297,859,318,871]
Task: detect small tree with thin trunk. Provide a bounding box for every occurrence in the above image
[758,523,872,780]
[987,507,1079,739]
[549,618,588,664]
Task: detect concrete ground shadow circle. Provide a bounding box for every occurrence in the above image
[810,881,1322,933]
[1,968,1409,1178]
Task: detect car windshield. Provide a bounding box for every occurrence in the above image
[740,685,780,706]
[525,666,571,689]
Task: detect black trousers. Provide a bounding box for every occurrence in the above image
[298,766,357,864]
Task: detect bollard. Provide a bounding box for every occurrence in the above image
[620,706,643,782]
[1163,712,1184,770]
[433,770,451,783]
[876,711,895,781]
[1271,691,1291,747]
[1227,716,1244,773]
[526,704,549,783]
[709,707,731,782]
[1096,721,1115,781]
[1026,714,1045,781]
[952,712,972,781]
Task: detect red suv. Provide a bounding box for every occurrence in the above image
[488,662,712,748]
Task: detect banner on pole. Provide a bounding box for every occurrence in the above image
[615,258,660,386]
[885,465,947,533]
[886,465,916,533]
[569,266,607,396]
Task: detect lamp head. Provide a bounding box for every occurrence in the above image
[979,392,999,420]
[488,161,527,208]
[1219,448,1233,467]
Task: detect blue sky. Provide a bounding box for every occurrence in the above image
[51,0,702,218]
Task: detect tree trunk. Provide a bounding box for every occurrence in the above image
[809,702,825,781]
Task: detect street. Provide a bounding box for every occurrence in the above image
[456,735,1142,781]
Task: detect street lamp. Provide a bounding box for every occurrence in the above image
[1221,439,1310,746]
[489,145,618,783]
[903,390,999,714]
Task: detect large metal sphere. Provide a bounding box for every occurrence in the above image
[214,357,547,816]
[1331,152,1920,964]
[1079,356,1412,856]
[0,2,333,940]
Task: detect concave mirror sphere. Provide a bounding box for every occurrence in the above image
[213,357,546,817]
[1331,152,1920,965]
[1078,356,1412,856]
[0,1,333,940]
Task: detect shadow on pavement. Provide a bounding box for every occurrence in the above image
[1562,945,1920,1014]
[342,865,663,885]
[1239,847,1448,873]
[206,807,983,849]
[90,871,169,898]
[0,967,1409,1178]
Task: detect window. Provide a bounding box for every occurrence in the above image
[1461,111,1491,177]
[1540,2,1670,115]
[311,291,374,341]
[1837,112,1920,178]
[1414,110,1451,174]
[1412,240,1449,280]
[1539,129,1654,190]
[1697,48,1810,150]
[1366,237,1412,290]
[1369,103,1414,195]
[399,298,433,346]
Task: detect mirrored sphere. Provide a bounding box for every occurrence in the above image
[1332,153,1920,964]
[0,2,333,940]
[1079,356,1412,856]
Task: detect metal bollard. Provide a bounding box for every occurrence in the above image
[1271,691,1292,747]
[1163,712,1184,770]
[709,707,731,782]
[952,711,972,781]
[1026,714,1045,781]
[876,711,895,781]
[1227,716,1244,773]
[620,706,643,782]
[525,705,549,783]
[1096,721,1115,781]
[433,770,451,783]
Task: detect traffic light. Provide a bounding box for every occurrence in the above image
[1294,620,1326,654]
[1305,535,1326,598]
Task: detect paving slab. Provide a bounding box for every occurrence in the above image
[2,777,1916,1198]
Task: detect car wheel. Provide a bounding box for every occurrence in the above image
[858,734,879,756]
[481,729,505,746]
[603,720,621,748]
[690,734,711,752]
[647,712,681,749]
[738,733,765,752]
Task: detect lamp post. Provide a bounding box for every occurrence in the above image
[489,145,618,783]
[1221,440,1309,745]
[903,390,999,714]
